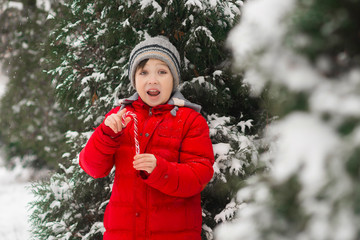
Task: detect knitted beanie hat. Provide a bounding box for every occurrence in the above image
[128,36,181,91]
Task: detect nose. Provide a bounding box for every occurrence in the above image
[147,73,159,85]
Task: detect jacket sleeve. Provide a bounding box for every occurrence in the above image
[144,113,214,197]
[79,107,122,178]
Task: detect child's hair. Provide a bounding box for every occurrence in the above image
[136,59,149,72]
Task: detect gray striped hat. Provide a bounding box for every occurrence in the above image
[128,36,181,91]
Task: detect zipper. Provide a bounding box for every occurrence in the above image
[149,107,153,116]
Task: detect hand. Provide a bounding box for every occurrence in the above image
[104,108,132,134]
[133,154,157,174]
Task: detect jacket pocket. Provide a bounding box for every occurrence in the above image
[149,199,187,232]
[103,201,134,231]
[157,119,182,139]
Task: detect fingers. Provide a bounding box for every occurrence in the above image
[123,116,132,128]
[115,113,123,132]
[115,108,127,120]
[133,154,157,174]
[104,108,128,133]
[104,115,118,133]
[118,109,133,128]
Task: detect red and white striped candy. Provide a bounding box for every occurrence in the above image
[122,111,140,155]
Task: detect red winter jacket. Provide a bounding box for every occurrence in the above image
[79,94,214,240]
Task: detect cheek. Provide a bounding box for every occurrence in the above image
[165,77,174,91]
[162,81,173,99]
[134,79,143,91]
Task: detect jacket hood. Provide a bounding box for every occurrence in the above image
[118,90,201,116]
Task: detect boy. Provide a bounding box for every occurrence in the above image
[79,36,214,240]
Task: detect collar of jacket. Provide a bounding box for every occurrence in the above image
[118,90,202,116]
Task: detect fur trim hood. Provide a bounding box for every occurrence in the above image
[118,90,201,116]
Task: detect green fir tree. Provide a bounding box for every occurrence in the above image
[0,0,73,169]
[29,1,265,239]
[216,0,360,239]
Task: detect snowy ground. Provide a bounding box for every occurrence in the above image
[0,65,35,239]
[0,155,34,240]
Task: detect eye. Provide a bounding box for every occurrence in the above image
[139,70,148,75]
[159,70,168,74]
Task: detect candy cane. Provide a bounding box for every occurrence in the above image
[122,111,140,155]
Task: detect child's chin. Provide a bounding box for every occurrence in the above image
[144,99,160,107]
[144,95,157,103]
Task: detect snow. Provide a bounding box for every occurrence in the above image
[1,1,23,11]
[227,0,295,67]
[310,69,360,117]
[185,0,203,10]
[140,0,162,11]
[237,119,252,133]
[266,112,339,197]
[214,199,238,223]
[0,64,8,97]
[193,26,215,42]
[228,0,328,93]
[36,0,51,11]
[0,153,34,240]
[217,0,360,239]
[213,143,231,157]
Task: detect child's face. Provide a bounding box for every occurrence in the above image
[135,58,174,107]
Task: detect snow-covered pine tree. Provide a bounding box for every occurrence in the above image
[30,1,265,239]
[216,0,360,239]
[0,0,73,169]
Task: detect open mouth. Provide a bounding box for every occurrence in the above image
[147,89,160,97]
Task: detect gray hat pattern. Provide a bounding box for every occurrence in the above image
[128,36,181,91]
